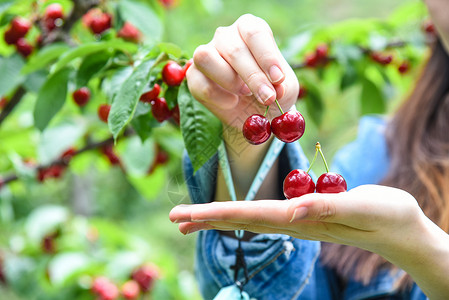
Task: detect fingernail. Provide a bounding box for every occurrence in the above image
[269,65,284,83]
[239,84,252,96]
[258,85,275,104]
[289,207,308,222]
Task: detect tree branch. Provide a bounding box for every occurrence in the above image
[0,130,134,187]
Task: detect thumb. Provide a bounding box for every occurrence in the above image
[287,193,342,223]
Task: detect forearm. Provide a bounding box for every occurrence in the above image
[380,214,449,300]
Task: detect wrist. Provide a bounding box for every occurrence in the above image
[380,212,449,299]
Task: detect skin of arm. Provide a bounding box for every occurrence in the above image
[170,185,449,299]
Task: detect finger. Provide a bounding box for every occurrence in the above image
[192,44,252,96]
[186,65,239,110]
[178,222,214,235]
[170,200,289,225]
[286,190,383,230]
[236,14,286,85]
[213,25,277,105]
[287,193,343,224]
[179,220,298,236]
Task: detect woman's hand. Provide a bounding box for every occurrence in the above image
[170,184,449,299]
[186,14,299,129]
[170,185,423,253]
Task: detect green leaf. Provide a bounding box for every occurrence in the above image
[127,167,166,200]
[33,68,72,131]
[0,54,25,96]
[101,66,133,100]
[23,70,48,93]
[158,42,183,58]
[118,0,163,42]
[75,52,111,88]
[131,111,156,142]
[48,253,91,285]
[21,43,70,74]
[109,59,156,139]
[304,88,324,127]
[121,135,155,176]
[52,40,138,73]
[25,205,69,243]
[178,81,222,172]
[164,85,179,109]
[38,122,87,165]
[360,78,386,115]
[340,65,358,90]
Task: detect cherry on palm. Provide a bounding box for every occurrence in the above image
[316,172,347,193]
[283,169,315,199]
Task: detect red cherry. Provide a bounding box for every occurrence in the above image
[132,264,159,292]
[283,169,315,199]
[89,12,112,35]
[117,22,141,43]
[315,44,328,59]
[100,284,119,300]
[60,147,76,163]
[159,0,178,8]
[315,172,347,193]
[171,104,180,125]
[98,104,111,123]
[271,111,305,143]
[0,97,7,109]
[297,86,307,99]
[41,234,56,254]
[305,53,318,68]
[92,277,111,295]
[398,61,410,74]
[72,87,91,107]
[162,61,185,86]
[44,3,64,20]
[15,38,33,57]
[139,84,160,103]
[422,20,435,34]
[122,280,140,300]
[4,28,18,45]
[370,52,393,65]
[101,145,121,165]
[242,114,271,145]
[37,165,64,182]
[151,97,171,123]
[10,17,31,38]
[182,59,193,76]
[156,147,169,165]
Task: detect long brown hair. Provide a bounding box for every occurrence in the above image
[320,38,449,287]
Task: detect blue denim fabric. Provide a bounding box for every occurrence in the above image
[183,116,429,300]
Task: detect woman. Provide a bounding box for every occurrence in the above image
[170,0,449,298]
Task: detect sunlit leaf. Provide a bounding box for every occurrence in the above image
[178,81,222,172]
[33,67,72,131]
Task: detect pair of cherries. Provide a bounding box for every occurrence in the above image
[283,142,347,199]
[243,100,305,145]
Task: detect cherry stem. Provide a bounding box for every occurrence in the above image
[316,142,330,173]
[274,99,284,115]
[263,106,270,117]
[306,147,318,174]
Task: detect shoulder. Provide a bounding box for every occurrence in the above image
[331,115,390,190]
